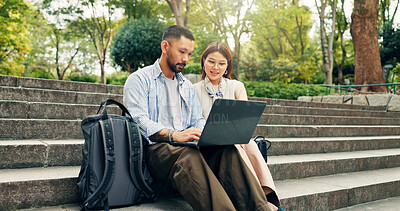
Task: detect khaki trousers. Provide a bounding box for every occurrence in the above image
[146,143,272,211]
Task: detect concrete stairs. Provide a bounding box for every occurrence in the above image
[1,75,400,210]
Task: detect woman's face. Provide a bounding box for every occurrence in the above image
[203,52,228,85]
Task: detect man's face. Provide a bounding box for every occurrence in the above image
[165,36,194,73]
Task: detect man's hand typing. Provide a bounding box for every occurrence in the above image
[172,127,202,143]
[149,127,202,143]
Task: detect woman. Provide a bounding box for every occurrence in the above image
[194,42,283,211]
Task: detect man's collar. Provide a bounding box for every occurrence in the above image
[153,59,186,85]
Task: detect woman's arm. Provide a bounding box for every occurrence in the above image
[235,82,248,100]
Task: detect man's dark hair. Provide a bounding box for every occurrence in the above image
[162,25,195,42]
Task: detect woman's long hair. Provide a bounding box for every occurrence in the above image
[200,42,233,80]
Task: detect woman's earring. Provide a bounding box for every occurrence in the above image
[224,70,228,75]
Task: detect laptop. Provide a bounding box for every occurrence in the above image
[171,99,267,147]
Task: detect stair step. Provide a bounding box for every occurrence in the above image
[17,195,192,211]
[0,86,122,105]
[266,136,400,155]
[3,100,400,123]
[250,97,386,111]
[0,119,82,140]
[0,166,80,210]
[3,118,400,140]
[2,136,399,170]
[268,148,400,180]
[0,100,121,119]
[276,167,400,210]
[0,75,123,94]
[264,105,400,118]
[333,196,400,211]
[260,114,400,125]
[0,140,83,169]
[4,166,400,210]
[255,124,400,138]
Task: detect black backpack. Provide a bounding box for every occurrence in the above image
[77,99,155,210]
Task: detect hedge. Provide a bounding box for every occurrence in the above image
[244,81,326,100]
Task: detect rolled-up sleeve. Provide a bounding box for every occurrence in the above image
[123,73,165,139]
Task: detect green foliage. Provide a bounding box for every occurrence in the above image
[184,63,202,74]
[106,70,129,85]
[244,81,326,100]
[380,22,400,66]
[189,26,226,63]
[241,42,323,84]
[0,0,31,72]
[22,68,55,79]
[246,0,320,84]
[390,63,400,82]
[110,18,167,73]
[67,72,100,83]
[110,0,167,20]
[251,0,312,60]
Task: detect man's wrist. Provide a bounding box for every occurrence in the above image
[168,129,176,142]
[149,129,175,143]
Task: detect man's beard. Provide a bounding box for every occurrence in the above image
[167,55,186,73]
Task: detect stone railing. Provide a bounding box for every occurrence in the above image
[298,94,400,112]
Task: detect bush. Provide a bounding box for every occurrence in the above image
[184,63,202,74]
[244,81,326,100]
[23,68,55,79]
[106,71,130,85]
[110,18,167,73]
[67,73,100,83]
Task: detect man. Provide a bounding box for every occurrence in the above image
[123,25,272,211]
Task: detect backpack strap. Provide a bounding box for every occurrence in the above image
[82,118,116,210]
[254,136,271,163]
[126,120,156,201]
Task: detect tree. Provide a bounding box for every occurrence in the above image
[335,0,350,84]
[0,0,31,74]
[378,0,399,26]
[250,0,316,83]
[166,0,191,27]
[315,0,337,85]
[380,22,400,71]
[190,25,224,64]
[351,0,386,92]
[111,0,166,19]
[110,18,167,72]
[77,0,116,84]
[197,0,256,80]
[252,0,312,60]
[36,0,93,80]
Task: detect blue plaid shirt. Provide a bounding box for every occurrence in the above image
[123,60,206,144]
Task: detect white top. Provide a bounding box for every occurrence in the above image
[194,78,248,119]
[160,77,183,131]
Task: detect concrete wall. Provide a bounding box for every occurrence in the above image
[298,94,400,112]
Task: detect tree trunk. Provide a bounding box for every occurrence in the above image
[184,0,191,27]
[100,60,106,84]
[351,0,386,92]
[234,37,241,80]
[55,30,62,80]
[166,0,185,26]
[328,0,337,84]
[316,0,333,85]
[337,0,348,85]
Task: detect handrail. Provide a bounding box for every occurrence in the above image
[319,83,400,94]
